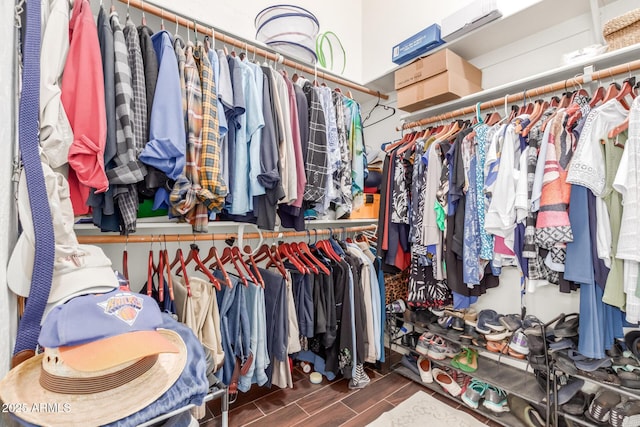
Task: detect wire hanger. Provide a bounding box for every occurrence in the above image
[140,0,146,26]
[362,91,396,128]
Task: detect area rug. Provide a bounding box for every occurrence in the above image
[366,390,487,427]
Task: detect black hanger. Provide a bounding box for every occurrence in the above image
[363,91,396,128]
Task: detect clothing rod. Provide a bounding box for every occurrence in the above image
[399,57,640,130]
[119,0,388,100]
[76,224,377,244]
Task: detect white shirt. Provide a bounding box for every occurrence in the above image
[40,0,72,169]
[568,100,627,266]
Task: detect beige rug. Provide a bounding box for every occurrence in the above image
[366,390,487,427]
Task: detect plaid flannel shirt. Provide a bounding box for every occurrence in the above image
[109,12,146,233]
[194,43,226,211]
[169,42,212,232]
[302,81,329,203]
[123,17,147,156]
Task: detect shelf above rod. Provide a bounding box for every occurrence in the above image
[398,44,640,130]
[120,0,387,100]
[76,224,376,244]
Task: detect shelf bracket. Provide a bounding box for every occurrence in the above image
[583,65,595,84]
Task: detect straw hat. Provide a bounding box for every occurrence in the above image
[0,291,188,426]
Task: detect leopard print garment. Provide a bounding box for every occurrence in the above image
[384,268,410,305]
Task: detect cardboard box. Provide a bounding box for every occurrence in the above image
[397,70,483,112]
[395,49,482,90]
[350,194,380,219]
[391,24,445,65]
[441,0,502,41]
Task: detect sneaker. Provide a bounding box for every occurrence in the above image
[476,309,499,334]
[462,379,488,409]
[426,336,449,360]
[348,364,371,389]
[500,314,523,331]
[486,314,507,332]
[451,316,466,331]
[424,335,461,360]
[438,315,453,329]
[429,306,445,317]
[433,367,462,397]
[509,329,530,355]
[484,329,513,341]
[482,385,510,413]
[415,332,434,356]
[417,356,433,383]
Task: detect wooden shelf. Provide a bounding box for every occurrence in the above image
[74,218,378,236]
[364,0,595,94]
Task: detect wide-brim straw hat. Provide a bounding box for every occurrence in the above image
[0,329,186,427]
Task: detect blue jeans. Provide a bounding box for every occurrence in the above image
[215,272,251,386]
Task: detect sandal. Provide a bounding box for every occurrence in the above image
[575,357,613,372]
[554,313,579,338]
[486,339,509,354]
[451,348,478,373]
[617,370,640,389]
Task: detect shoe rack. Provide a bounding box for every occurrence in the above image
[387,312,550,427]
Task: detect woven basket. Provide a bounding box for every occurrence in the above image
[603,8,640,51]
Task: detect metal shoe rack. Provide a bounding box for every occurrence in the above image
[385,312,557,427]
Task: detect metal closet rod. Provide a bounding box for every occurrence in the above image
[119,0,388,100]
[76,224,377,244]
[400,58,640,130]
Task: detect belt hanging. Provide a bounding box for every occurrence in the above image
[12,0,56,367]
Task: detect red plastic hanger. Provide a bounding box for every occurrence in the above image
[220,247,249,287]
[242,246,265,288]
[180,243,222,291]
[615,78,635,110]
[589,86,605,109]
[254,242,287,277]
[231,246,260,285]
[603,82,621,104]
[298,241,330,275]
[170,244,191,297]
[278,242,308,273]
[162,247,176,300]
[202,244,233,288]
[147,249,156,299]
[290,242,318,274]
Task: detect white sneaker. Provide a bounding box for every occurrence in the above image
[432,368,462,397]
[417,356,433,384]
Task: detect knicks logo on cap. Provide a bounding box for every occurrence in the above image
[97,293,144,326]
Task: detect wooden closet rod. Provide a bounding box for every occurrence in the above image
[400,58,640,130]
[120,0,388,100]
[76,224,376,244]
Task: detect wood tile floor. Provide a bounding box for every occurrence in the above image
[199,360,503,427]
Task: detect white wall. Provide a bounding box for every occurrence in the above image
[361,0,541,84]
[117,0,364,82]
[0,0,18,377]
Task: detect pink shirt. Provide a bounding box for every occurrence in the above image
[284,76,306,208]
[61,0,108,215]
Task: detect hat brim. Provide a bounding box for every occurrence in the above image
[60,330,180,372]
[8,242,118,324]
[0,329,186,427]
